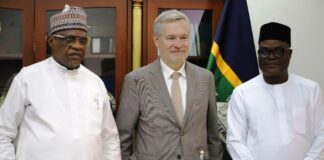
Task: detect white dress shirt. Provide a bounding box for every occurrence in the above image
[160,59,187,113]
[0,57,121,160]
[227,74,324,160]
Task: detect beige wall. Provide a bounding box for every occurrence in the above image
[248,0,324,88]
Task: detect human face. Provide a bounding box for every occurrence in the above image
[153,19,190,70]
[258,39,292,84]
[48,29,88,69]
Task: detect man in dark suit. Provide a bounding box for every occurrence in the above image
[116,9,223,160]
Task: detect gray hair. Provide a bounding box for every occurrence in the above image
[153,9,191,36]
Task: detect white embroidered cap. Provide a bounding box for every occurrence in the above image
[50,4,89,34]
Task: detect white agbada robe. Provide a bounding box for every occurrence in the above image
[227,74,324,160]
[0,57,121,160]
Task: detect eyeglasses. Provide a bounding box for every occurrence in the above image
[257,47,291,58]
[52,34,90,46]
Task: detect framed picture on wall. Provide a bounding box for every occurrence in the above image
[91,36,115,54]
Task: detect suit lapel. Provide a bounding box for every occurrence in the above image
[182,62,197,128]
[148,59,180,126]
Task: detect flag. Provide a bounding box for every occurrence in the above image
[206,0,259,159]
[207,0,259,103]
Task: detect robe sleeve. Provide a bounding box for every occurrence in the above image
[0,73,26,159]
[304,85,324,159]
[226,88,254,160]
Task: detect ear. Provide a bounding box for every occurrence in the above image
[153,35,159,48]
[47,36,55,48]
[287,49,293,62]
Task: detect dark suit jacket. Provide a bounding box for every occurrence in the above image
[116,59,223,160]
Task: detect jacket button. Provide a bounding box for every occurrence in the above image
[177,155,181,159]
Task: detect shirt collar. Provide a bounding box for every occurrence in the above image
[261,73,291,87]
[160,59,186,79]
[49,56,81,74]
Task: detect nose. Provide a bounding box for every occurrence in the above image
[70,39,86,50]
[267,51,277,59]
[173,38,183,48]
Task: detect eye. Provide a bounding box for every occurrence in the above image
[79,37,89,44]
[166,36,176,40]
[257,48,267,54]
[180,36,188,40]
[65,35,76,43]
[277,48,286,53]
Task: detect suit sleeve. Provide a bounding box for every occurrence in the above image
[226,88,254,160]
[0,74,25,159]
[116,74,140,160]
[207,73,224,160]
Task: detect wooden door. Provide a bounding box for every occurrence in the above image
[0,0,34,93]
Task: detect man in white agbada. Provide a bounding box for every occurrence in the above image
[0,5,121,160]
[226,22,324,160]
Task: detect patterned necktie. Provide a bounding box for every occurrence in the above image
[171,72,183,124]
